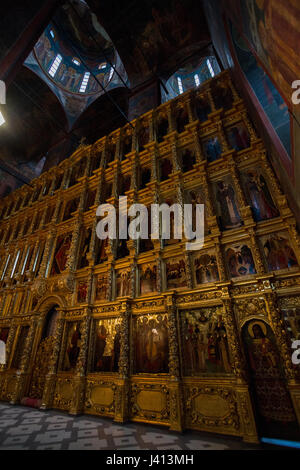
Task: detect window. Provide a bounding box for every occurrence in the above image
[0,111,5,127]
[1,254,10,281]
[194,74,200,87]
[10,251,20,278]
[49,54,62,77]
[99,63,107,69]
[108,67,114,81]
[79,72,90,93]
[32,247,40,272]
[21,247,30,275]
[177,77,184,94]
[206,59,215,78]
[50,30,55,38]
[72,58,81,66]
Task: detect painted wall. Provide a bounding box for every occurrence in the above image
[203,0,300,224]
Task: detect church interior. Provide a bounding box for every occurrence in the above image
[0,0,300,451]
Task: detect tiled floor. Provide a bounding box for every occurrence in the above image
[0,403,259,450]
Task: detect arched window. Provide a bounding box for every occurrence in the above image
[80,72,90,93]
[72,58,81,66]
[162,56,221,103]
[49,54,62,77]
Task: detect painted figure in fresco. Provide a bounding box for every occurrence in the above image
[216,181,241,229]
[66,325,81,370]
[204,137,222,163]
[226,244,256,278]
[227,125,250,151]
[263,234,298,271]
[194,254,219,285]
[245,172,278,221]
[140,265,157,294]
[243,320,296,425]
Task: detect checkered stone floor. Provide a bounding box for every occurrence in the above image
[0,403,258,450]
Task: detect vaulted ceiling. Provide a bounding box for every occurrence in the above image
[0,0,211,186]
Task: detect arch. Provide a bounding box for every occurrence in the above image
[34,294,66,315]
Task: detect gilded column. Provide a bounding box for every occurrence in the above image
[69,312,91,415]
[221,297,259,443]
[114,300,130,423]
[165,294,183,431]
[40,312,65,409]
[10,318,39,404]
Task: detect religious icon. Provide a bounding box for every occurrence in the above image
[281,306,300,345]
[195,96,211,122]
[140,168,151,190]
[193,252,219,285]
[62,322,81,371]
[134,314,169,374]
[160,158,173,181]
[85,190,96,211]
[140,264,157,295]
[138,120,150,152]
[92,318,121,372]
[95,274,108,301]
[261,232,298,272]
[116,269,131,297]
[225,243,256,278]
[176,105,189,133]
[157,114,169,142]
[242,169,279,222]
[227,124,250,151]
[77,281,88,303]
[51,233,72,275]
[214,178,242,230]
[185,188,208,235]
[203,137,222,163]
[213,83,233,111]
[123,131,132,156]
[182,309,231,375]
[63,197,79,221]
[166,258,187,289]
[242,320,297,431]
[97,238,109,264]
[77,228,91,269]
[181,148,196,173]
